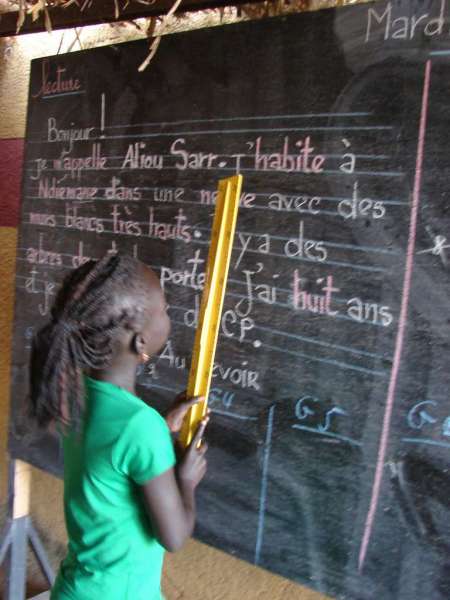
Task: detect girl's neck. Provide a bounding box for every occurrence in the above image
[87,364,137,395]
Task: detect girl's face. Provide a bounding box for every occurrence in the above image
[139,265,171,357]
[143,289,171,357]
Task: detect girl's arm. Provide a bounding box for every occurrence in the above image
[141,419,208,552]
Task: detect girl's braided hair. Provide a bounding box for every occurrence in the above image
[29,253,149,429]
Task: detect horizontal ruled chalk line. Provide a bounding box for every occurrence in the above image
[292,424,363,447]
[25,166,403,178]
[41,90,86,99]
[226,276,394,316]
[27,152,392,163]
[18,218,391,274]
[402,437,450,450]
[241,338,387,377]
[25,270,391,330]
[24,191,411,207]
[26,113,376,139]
[167,302,390,361]
[166,285,392,329]
[211,408,258,421]
[139,376,258,421]
[193,238,389,273]
[193,224,399,257]
[33,212,396,258]
[255,323,391,361]
[28,124,395,145]
[14,268,395,332]
[168,316,384,377]
[104,112,374,129]
[14,251,398,330]
[15,245,396,308]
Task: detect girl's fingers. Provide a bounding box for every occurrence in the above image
[190,417,209,450]
[188,395,205,406]
[185,396,202,408]
[198,441,208,455]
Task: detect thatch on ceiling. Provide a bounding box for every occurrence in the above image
[0,0,371,69]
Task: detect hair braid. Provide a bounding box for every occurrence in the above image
[29,254,146,429]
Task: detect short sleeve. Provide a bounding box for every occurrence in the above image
[112,407,176,485]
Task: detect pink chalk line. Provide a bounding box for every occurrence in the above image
[358,59,432,571]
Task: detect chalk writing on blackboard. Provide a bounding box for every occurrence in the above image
[365,1,447,43]
[292,394,361,447]
[11,7,450,599]
[32,58,82,100]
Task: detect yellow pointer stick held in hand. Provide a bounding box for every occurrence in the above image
[179,175,243,448]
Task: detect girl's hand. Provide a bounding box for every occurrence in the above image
[141,417,209,552]
[177,418,209,490]
[165,391,205,433]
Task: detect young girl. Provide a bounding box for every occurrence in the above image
[29,253,209,600]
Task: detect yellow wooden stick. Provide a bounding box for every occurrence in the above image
[178,175,243,448]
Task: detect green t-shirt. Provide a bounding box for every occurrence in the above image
[51,376,176,600]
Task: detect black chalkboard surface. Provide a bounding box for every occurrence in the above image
[10,1,450,597]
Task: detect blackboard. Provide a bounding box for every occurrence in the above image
[10,1,450,598]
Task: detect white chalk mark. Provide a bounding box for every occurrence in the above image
[255,405,275,565]
[100,93,106,138]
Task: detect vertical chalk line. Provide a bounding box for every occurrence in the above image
[101,93,106,137]
[254,405,275,565]
[358,59,432,571]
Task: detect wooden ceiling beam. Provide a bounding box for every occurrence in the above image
[0,0,263,37]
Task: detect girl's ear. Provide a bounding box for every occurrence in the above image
[131,332,146,356]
